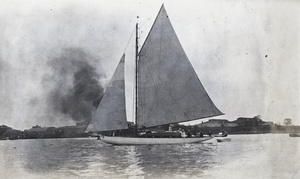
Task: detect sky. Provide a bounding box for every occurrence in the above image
[0,0,299,130]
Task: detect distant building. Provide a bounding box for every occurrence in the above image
[223,123,239,127]
[196,116,275,134]
[198,119,238,128]
[236,116,263,126]
[24,126,56,138]
[56,125,86,138]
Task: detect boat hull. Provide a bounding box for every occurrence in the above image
[289,133,300,137]
[216,138,231,142]
[100,136,213,145]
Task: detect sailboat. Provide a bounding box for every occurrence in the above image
[86,4,223,145]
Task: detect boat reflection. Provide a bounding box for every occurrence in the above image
[109,142,217,178]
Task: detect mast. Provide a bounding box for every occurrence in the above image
[135,20,139,135]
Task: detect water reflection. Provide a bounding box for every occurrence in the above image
[0,137,238,178]
[114,146,144,178]
[1,134,299,178]
[20,139,218,178]
[108,143,218,178]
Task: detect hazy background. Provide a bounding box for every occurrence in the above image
[0,0,299,129]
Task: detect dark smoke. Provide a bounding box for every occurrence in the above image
[47,48,104,126]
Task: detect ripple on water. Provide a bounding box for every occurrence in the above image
[1,135,300,178]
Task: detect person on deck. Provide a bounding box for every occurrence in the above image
[187,130,192,138]
[180,129,187,138]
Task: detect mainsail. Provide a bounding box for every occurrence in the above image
[87,54,128,131]
[87,4,223,132]
[137,5,223,128]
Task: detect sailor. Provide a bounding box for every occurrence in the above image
[180,129,187,138]
[199,132,203,137]
[187,130,192,138]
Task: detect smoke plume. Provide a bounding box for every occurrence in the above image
[47,48,104,126]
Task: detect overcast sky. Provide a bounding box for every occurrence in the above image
[0,0,299,129]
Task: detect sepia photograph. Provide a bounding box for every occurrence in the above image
[0,0,299,178]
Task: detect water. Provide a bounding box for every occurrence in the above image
[0,134,299,179]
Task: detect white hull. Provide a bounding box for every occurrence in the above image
[99,136,213,145]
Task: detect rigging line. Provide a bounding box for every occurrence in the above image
[139,18,150,27]
[123,27,136,53]
[137,18,152,35]
[138,19,151,37]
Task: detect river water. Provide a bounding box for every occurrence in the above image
[0,134,299,179]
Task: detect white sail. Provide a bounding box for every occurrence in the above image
[87,54,128,131]
[137,5,223,128]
